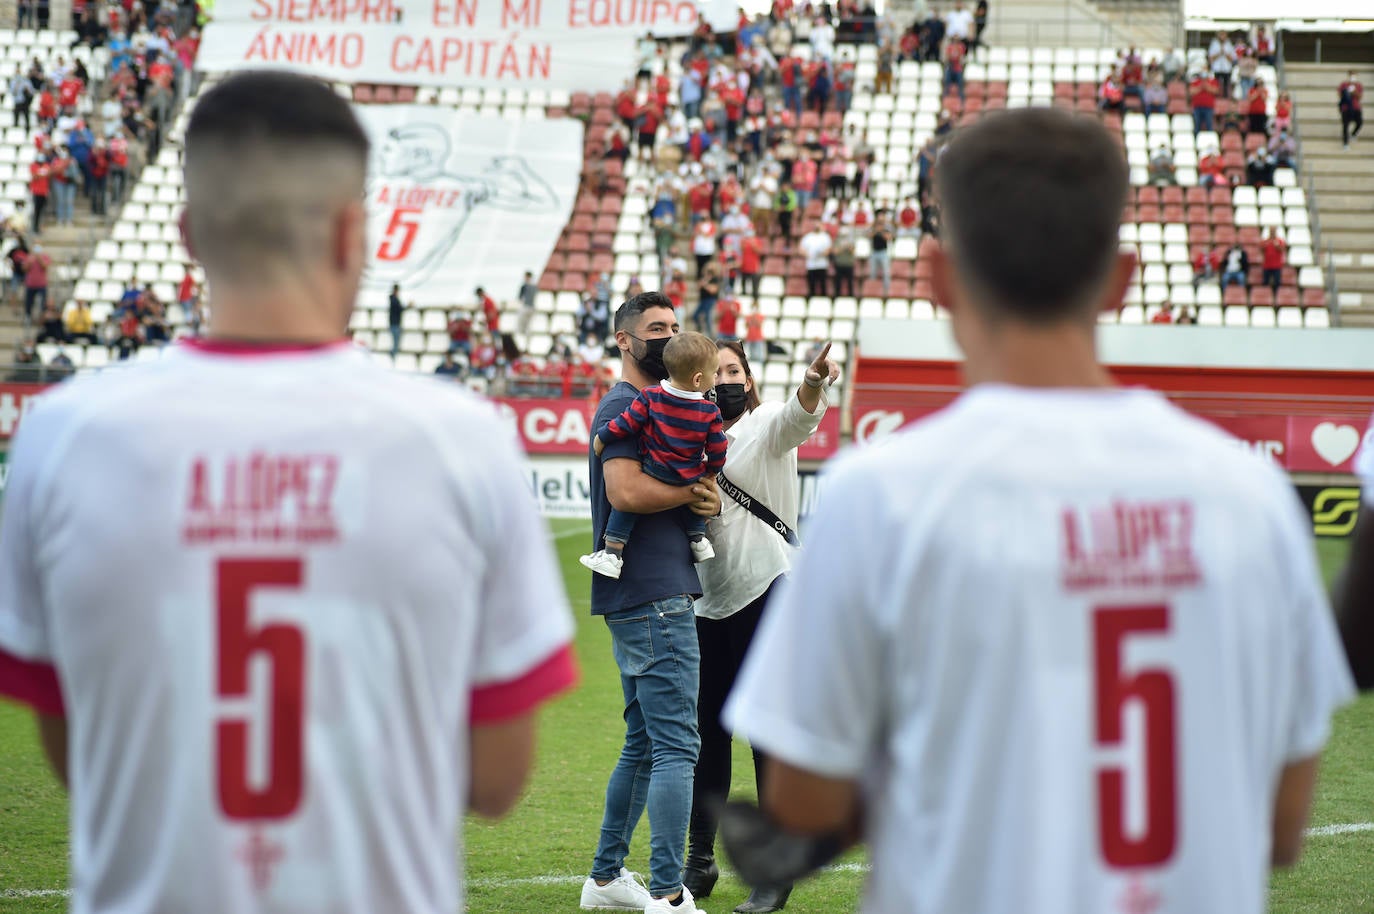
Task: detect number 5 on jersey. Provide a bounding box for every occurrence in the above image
[217,558,307,820]
[1094,604,1178,868]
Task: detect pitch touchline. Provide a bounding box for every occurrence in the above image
[5,826,1371,899]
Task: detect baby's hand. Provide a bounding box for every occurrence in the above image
[593,435,606,456]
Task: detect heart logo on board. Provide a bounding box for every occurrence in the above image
[1310,422,1360,467]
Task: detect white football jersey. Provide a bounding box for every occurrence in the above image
[726,384,1354,914]
[0,339,576,914]
[1356,415,1374,505]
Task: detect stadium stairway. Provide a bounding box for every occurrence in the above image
[985,0,1175,51]
[1285,62,1374,326]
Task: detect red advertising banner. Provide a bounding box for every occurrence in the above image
[494,396,842,459]
[851,397,1374,474]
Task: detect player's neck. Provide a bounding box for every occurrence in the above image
[204,282,348,346]
[966,325,1115,390]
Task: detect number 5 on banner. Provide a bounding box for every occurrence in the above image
[376,206,421,262]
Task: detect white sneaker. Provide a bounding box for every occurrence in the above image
[689,538,715,562]
[580,868,652,910]
[645,885,706,914]
[580,549,624,579]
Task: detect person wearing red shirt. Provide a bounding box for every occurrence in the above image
[469,333,498,379]
[58,76,82,114]
[665,271,688,314]
[89,142,109,216]
[1121,58,1144,100]
[116,308,143,359]
[1260,227,1286,291]
[715,294,741,340]
[476,286,501,345]
[688,179,714,225]
[1338,70,1363,147]
[447,310,474,356]
[149,55,174,89]
[780,55,805,117]
[743,302,766,363]
[1246,80,1269,134]
[615,83,638,131]
[739,230,764,298]
[717,176,742,213]
[720,83,744,143]
[1198,147,1225,187]
[1190,72,1220,133]
[29,157,51,234]
[944,39,967,103]
[1193,244,1223,283]
[22,244,51,321]
[652,71,670,109]
[1150,302,1175,324]
[636,101,661,163]
[37,86,57,130]
[898,198,920,236]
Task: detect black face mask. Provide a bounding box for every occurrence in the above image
[712,383,750,421]
[629,334,671,381]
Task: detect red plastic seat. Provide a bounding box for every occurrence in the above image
[1223,285,1248,306]
[1301,288,1327,309]
[1275,287,1300,307]
[1250,287,1274,307]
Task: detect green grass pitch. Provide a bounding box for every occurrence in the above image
[1,522,1369,912]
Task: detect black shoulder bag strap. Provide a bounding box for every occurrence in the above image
[717,471,800,547]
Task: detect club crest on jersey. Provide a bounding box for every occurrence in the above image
[1060,500,1202,592]
[182,453,341,545]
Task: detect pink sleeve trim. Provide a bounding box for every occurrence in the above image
[0,647,65,717]
[470,644,579,725]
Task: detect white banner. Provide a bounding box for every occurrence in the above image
[197,0,738,91]
[356,107,582,303]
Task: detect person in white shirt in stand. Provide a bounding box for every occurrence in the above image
[0,71,579,914]
[722,107,1354,914]
[945,0,975,44]
[809,16,836,62]
[799,224,832,298]
[681,339,838,914]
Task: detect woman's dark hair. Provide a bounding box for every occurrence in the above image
[716,338,762,413]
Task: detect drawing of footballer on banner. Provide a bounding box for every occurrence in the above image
[356,110,582,303]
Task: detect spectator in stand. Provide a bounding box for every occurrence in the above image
[1245,78,1269,135]
[1190,70,1220,133]
[49,145,76,227]
[1097,67,1124,113]
[142,298,169,345]
[832,231,857,297]
[29,154,50,235]
[35,301,66,343]
[1269,128,1297,168]
[434,351,463,379]
[447,310,473,356]
[1220,243,1249,289]
[1148,144,1176,186]
[873,41,896,96]
[779,51,804,118]
[835,51,856,109]
[810,15,836,61]
[47,346,74,378]
[869,214,894,294]
[744,300,766,363]
[1142,75,1168,115]
[739,226,764,298]
[1236,48,1259,100]
[695,260,722,334]
[1151,301,1175,323]
[89,140,109,216]
[17,0,35,29]
[800,224,832,298]
[1260,228,1286,293]
[107,132,130,204]
[64,299,98,345]
[35,81,56,131]
[716,292,741,340]
[1246,146,1275,187]
[9,67,35,131]
[22,243,50,322]
[971,0,989,52]
[692,220,718,277]
[1339,71,1363,148]
[57,70,81,116]
[387,283,405,356]
[8,340,41,382]
[115,306,141,359]
[665,269,689,315]
[1161,47,1186,83]
[470,331,498,380]
[477,285,501,347]
[1193,243,1222,285]
[775,181,798,242]
[177,265,198,313]
[945,0,974,43]
[1253,25,1276,65]
[636,97,662,164]
[1273,91,1293,133]
[580,332,605,365]
[791,150,818,211]
[1198,144,1225,187]
[516,269,538,336]
[1120,51,1143,103]
[1208,30,1236,96]
[944,37,968,104]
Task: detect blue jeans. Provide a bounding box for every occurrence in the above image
[591,596,702,897]
[54,181,75,224]
[1193,106,1214,133]
[782,85,801,117]
[1222,270,1246,288]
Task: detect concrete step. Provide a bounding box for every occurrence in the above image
[1321,229,1374,251]
[1310,174,1374,193]
[1339,309,1374,329]
[1303,157,1374,179]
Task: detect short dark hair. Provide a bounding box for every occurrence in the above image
[935,108,1127,322]
[187,71,368,159]
[614,291,676,332]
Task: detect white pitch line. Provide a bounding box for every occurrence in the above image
[553,523,593,540]
[4,826,1368,899]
